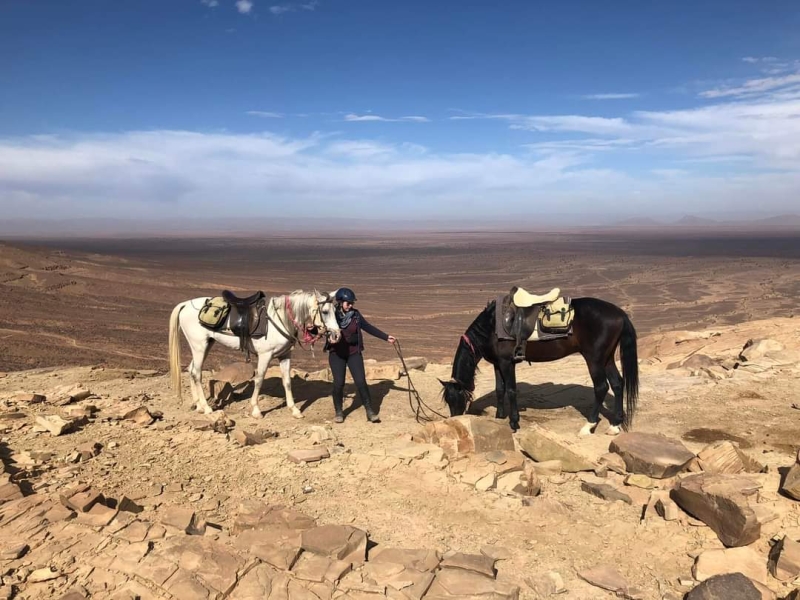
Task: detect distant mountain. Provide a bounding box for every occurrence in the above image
[611,217,665,227]
[673,215,718,226]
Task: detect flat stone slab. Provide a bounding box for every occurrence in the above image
[288,448,330,464]
[609,432,695,478]
[693,547,767,585]
[517,426,595,472]
[301,524,368,563]
[671,473,761,547]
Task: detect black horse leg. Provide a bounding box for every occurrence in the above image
[499,359,520,431]
[605,360,625,434]
[579,358,610,436]
[494,365,507,420]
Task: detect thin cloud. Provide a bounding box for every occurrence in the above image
[344,113,430,123]
[200,0,219,6]
[246,110,284,118]
[582,93,640,100]
[236,0,253,14]
[269,1,317,14]
[700,72,800,98]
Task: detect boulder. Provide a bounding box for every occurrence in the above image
[609,432,694,478]
[693,547,767,584]
[684,573,763,600]
[781,452,800,501]
[517,426,595,472]
[421,416,515,458]
[697,441,766,474]
[212,362,255,386]
[671,473,761,547]
[768,536,800,581]
[738,338,784,362]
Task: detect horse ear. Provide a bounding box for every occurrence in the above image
[437,378,447,387]
[510,285,518,295]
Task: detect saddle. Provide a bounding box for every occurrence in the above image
[222,290,266,362]
[513,286,560,308]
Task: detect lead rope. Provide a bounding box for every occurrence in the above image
[392,339,448,423]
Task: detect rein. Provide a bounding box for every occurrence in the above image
[393,340,448,424]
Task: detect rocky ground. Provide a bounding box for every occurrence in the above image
[1,317,800,599]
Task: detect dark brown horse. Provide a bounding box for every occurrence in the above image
[440,289,639,434]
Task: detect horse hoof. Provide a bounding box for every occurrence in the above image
[292,410,304,419]
[606,425,621,436]
[578,422,598,436]
[203,407,214,415]
[251,409,262,419]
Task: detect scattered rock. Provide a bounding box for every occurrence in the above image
[122,405,155,426]
[475,472,497,492]
[28,566,60,583]
[288,448,330,464]
[234,428,276,446]
[76,502,119,527]
[609,432,695,479]
[420,416,515,458]
[526,571,566,597]
[598,452,628,475]
[426,569,519,600]
[581,478,633,504]
[578,565,642,599]
[309,425,336,445]
[671,473,761,547]
[625,474,656,489]
[364,363,401,381]
[49,383,93,405]
[480,545,512,561]
[684,573,762,600]
[655,496,681,521]
[10,392,46,404]
[518,426,595,472]
[0,541,29,560]
[693,547,767,584]
[118,496,144,514]
[697,441,766,474]
[60,486,104,513]
[76,441,102,461]
[35,414,73,436]
[768,536,800,581]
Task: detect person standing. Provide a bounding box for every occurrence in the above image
[326,287,396,423]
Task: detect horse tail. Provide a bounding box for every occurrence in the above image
[620,313,639,430]
[169,302,186,400]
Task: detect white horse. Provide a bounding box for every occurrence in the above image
[169,289,340,418]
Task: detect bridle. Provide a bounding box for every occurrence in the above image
[268,291,338,349]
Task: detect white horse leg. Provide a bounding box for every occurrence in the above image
[579,421,598,436]
[606,424,621,436]
[249,350,273,418]
[188,341,214,414]
[280,357,302,419]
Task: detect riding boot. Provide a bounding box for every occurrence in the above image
[332,388,345,423]
[358,386,380,423]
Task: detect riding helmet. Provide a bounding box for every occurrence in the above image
[335,287,357,303]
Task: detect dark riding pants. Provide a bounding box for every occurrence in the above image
[328,352,373,411]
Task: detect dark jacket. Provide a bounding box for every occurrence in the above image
[327,308,388,356]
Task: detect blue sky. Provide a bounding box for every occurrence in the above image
[1,0,800,223]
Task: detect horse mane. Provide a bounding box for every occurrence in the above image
[449,300,496,393]
[286,289,312,327]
